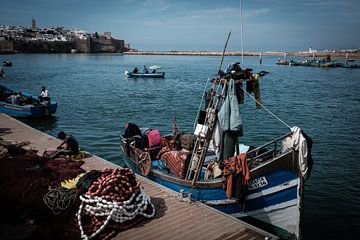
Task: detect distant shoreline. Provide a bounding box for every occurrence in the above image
[124,50,360,59]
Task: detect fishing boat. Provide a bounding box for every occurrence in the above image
[343,54,360,68]
[276,53,300,66]
[120,57,313,239]
[0,84,57,117]
[125,65,165,78]
[125,71,165,78]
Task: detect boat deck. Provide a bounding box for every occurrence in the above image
[0,113,277,240]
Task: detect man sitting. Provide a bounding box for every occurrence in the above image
[46,131,79,160]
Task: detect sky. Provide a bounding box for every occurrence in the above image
[0,0,359,52]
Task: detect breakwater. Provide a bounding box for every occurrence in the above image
[124,50,360,59]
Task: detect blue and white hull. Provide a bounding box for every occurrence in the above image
[212,171,302,239]
[121,135,304,240]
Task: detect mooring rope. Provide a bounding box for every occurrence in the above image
[238,83,292,130]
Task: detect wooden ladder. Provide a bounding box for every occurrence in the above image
[186,79,227,185]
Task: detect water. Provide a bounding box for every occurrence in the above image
[1,54,360,239]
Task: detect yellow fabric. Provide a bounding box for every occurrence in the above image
[61,173,85,189]
[70,150,86,161]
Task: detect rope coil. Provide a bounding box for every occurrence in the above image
[77,168,155,240]
[43,187,78,215]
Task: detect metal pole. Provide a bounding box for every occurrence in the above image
[240,0,244,63]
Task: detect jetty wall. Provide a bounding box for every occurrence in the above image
[13,39,72,53]
[0,38,128,54]
[0,39,14,54]
[73,37,91,53]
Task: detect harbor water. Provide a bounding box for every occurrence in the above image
[1,53,360,239]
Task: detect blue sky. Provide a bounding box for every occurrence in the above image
[1,0,359,51]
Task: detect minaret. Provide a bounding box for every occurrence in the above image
[31,17,36,30]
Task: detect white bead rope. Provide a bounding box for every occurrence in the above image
[77,187,155,240]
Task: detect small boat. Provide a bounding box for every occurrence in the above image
[3,61,12,67]
[276,60,291,65]
[276,53,300,66]
[125,65,165,78]
[277,60,299,66]
[0,69,5,78]
[343,57,360,68]
[0,84,57,117]
[120,63,313,239]
[125,71,165,78]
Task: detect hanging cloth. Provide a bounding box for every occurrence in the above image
[222,153,250,208]
[291,126,309,178]
[253,74,262,109]
[217,79,243,134]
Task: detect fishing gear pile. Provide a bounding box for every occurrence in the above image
[0,139,155,240]
[77,168,155,240]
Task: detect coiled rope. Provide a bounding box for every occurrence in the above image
[43,187,78,214]
[77,168,155,240]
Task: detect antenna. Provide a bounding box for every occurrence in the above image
[240,0,244,63]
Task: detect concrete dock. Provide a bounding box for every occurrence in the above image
[0,113,277,240]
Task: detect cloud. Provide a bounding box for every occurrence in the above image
[302,0,358,8]
[137,0,170,15]
[0,7,46,15]
[190,7,237,18]
[244,8,271,17]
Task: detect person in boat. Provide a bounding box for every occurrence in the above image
[7,92,21,105]
[47,131,79,160]
[152,69,156,73]
[133,67,138,73]
[326,54,331,62]
[39,86,49,101]
[143,65,148,73]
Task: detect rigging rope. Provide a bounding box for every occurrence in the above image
[240,0,244,64]
[193,77,210,129]
[238,83,292,130]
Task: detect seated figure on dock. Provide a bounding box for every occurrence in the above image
[46,131,79,160]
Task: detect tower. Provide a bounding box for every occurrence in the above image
[31,17,36,30]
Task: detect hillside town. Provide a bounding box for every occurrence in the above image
[0,18,130,54]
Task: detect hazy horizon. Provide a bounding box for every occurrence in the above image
[1,0,359,52]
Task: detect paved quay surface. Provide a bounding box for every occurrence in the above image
[0,113,277,240]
